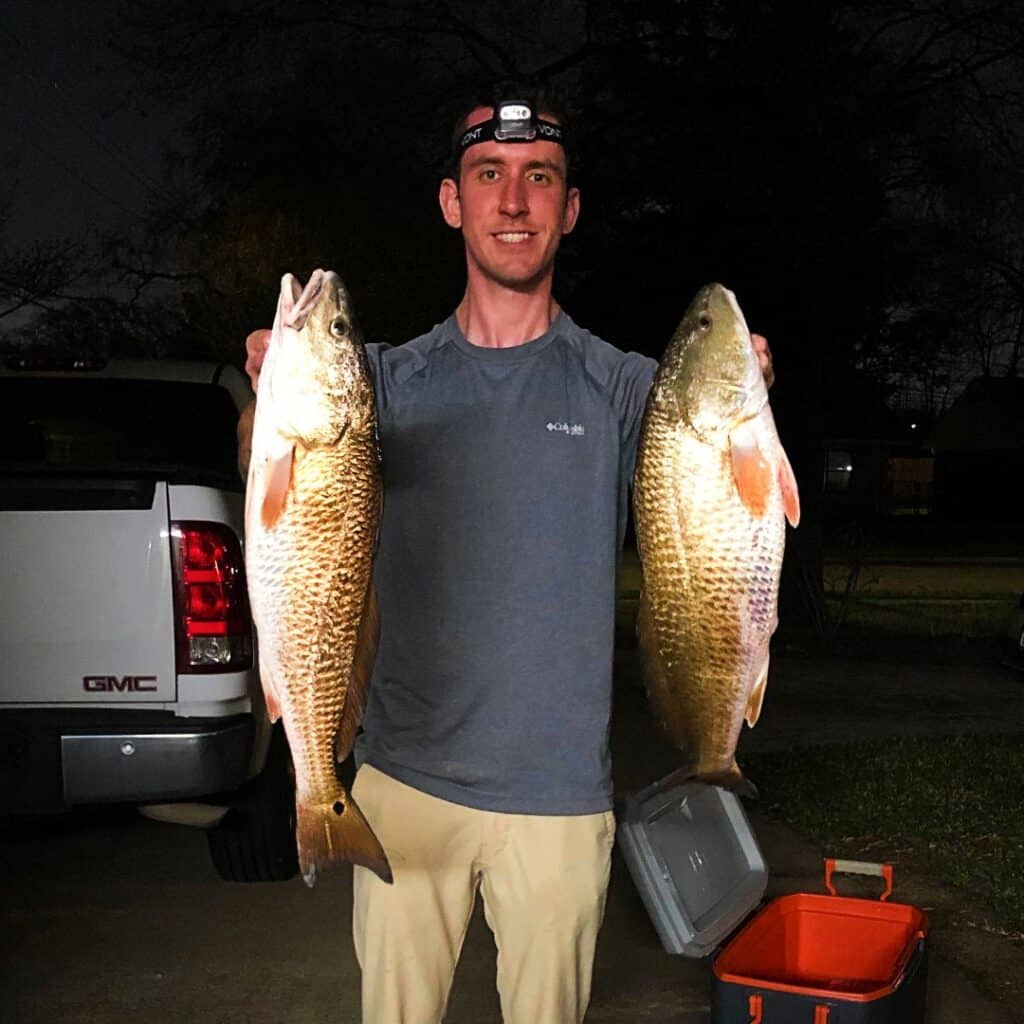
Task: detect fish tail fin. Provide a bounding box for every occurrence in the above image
[295,791,392,888]
[675,761,757,798]
[692,762,760,801]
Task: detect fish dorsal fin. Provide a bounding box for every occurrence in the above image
[334,582,380,764]
[729,422,772,517]
[777,446,801,527]
[261,447,294,528]
[745,650,770,728]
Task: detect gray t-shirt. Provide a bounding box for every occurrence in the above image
[358,311,657,814]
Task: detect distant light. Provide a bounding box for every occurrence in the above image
[910,423,917,429]
[845,465,853,472]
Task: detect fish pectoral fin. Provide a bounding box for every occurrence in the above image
[260,446,295,528]
[778,446,801,527]
[334,582,380,764]
[744,651,770,728]
[729,428,772,518]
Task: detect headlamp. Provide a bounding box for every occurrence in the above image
[456,98,565,156]
[495,101,534,141]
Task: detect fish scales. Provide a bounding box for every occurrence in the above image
[633,283,799,791]
[636,407,785,758]
[252,443,377,800]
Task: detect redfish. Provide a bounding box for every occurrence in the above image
[633,283,800,792]
[245,269,391,885]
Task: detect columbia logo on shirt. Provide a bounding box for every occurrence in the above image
[546,421,585,436]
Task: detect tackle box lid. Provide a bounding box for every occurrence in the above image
[617,771,768,958]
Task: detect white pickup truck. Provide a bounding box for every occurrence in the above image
[0,356,296,882]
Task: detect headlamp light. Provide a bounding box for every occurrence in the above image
[495,101,535,141]
[456,98,566,157]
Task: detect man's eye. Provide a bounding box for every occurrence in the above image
[529,172,551,184]
[480,169,499,181]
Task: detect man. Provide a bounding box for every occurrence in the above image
[243,84,772,1024]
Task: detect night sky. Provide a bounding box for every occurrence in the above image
[2,1,174,251]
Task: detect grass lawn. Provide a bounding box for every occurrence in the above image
[744,735,1024,938]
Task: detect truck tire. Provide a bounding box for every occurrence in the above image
[207,728,298,882]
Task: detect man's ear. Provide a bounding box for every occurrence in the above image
[439,177,462,229]
[562,186,580,236]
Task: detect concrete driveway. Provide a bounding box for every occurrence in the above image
[4,652,1023,1023]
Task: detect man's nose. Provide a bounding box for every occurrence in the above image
[499,177,528,216]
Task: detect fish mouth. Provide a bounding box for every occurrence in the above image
[283,270,327,331]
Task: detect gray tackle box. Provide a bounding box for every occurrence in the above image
[617,771,768,958]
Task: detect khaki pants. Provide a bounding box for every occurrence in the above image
[351,764,615,1024]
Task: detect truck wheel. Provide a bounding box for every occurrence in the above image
[207,728,298,882]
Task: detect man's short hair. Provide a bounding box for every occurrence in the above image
[444,79,578,187]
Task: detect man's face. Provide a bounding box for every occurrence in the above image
[439,106,580,291]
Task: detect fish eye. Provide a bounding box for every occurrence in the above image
[330,316,349,337]
[698,314,712,329]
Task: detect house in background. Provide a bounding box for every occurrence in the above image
[824,438,934,529]
[822,373,935,531]
[930,376,1024,524]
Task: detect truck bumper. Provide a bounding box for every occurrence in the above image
[0,711,256,812]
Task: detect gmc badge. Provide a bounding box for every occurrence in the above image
[83,675,158,693]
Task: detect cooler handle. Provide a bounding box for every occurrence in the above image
[747,994,832,1022]
[824,858,893,901]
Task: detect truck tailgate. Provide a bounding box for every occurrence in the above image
[0,479,176,703]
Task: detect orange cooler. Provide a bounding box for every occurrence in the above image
[618,775,928,1023]
[711,860,929,1023]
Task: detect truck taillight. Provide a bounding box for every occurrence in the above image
[170,521,253,673]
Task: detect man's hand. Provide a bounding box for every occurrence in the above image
[245,328,272,393]
[751,333,774,390]
[238,327,271,481]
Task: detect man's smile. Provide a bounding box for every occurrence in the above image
[493,231,536,244]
